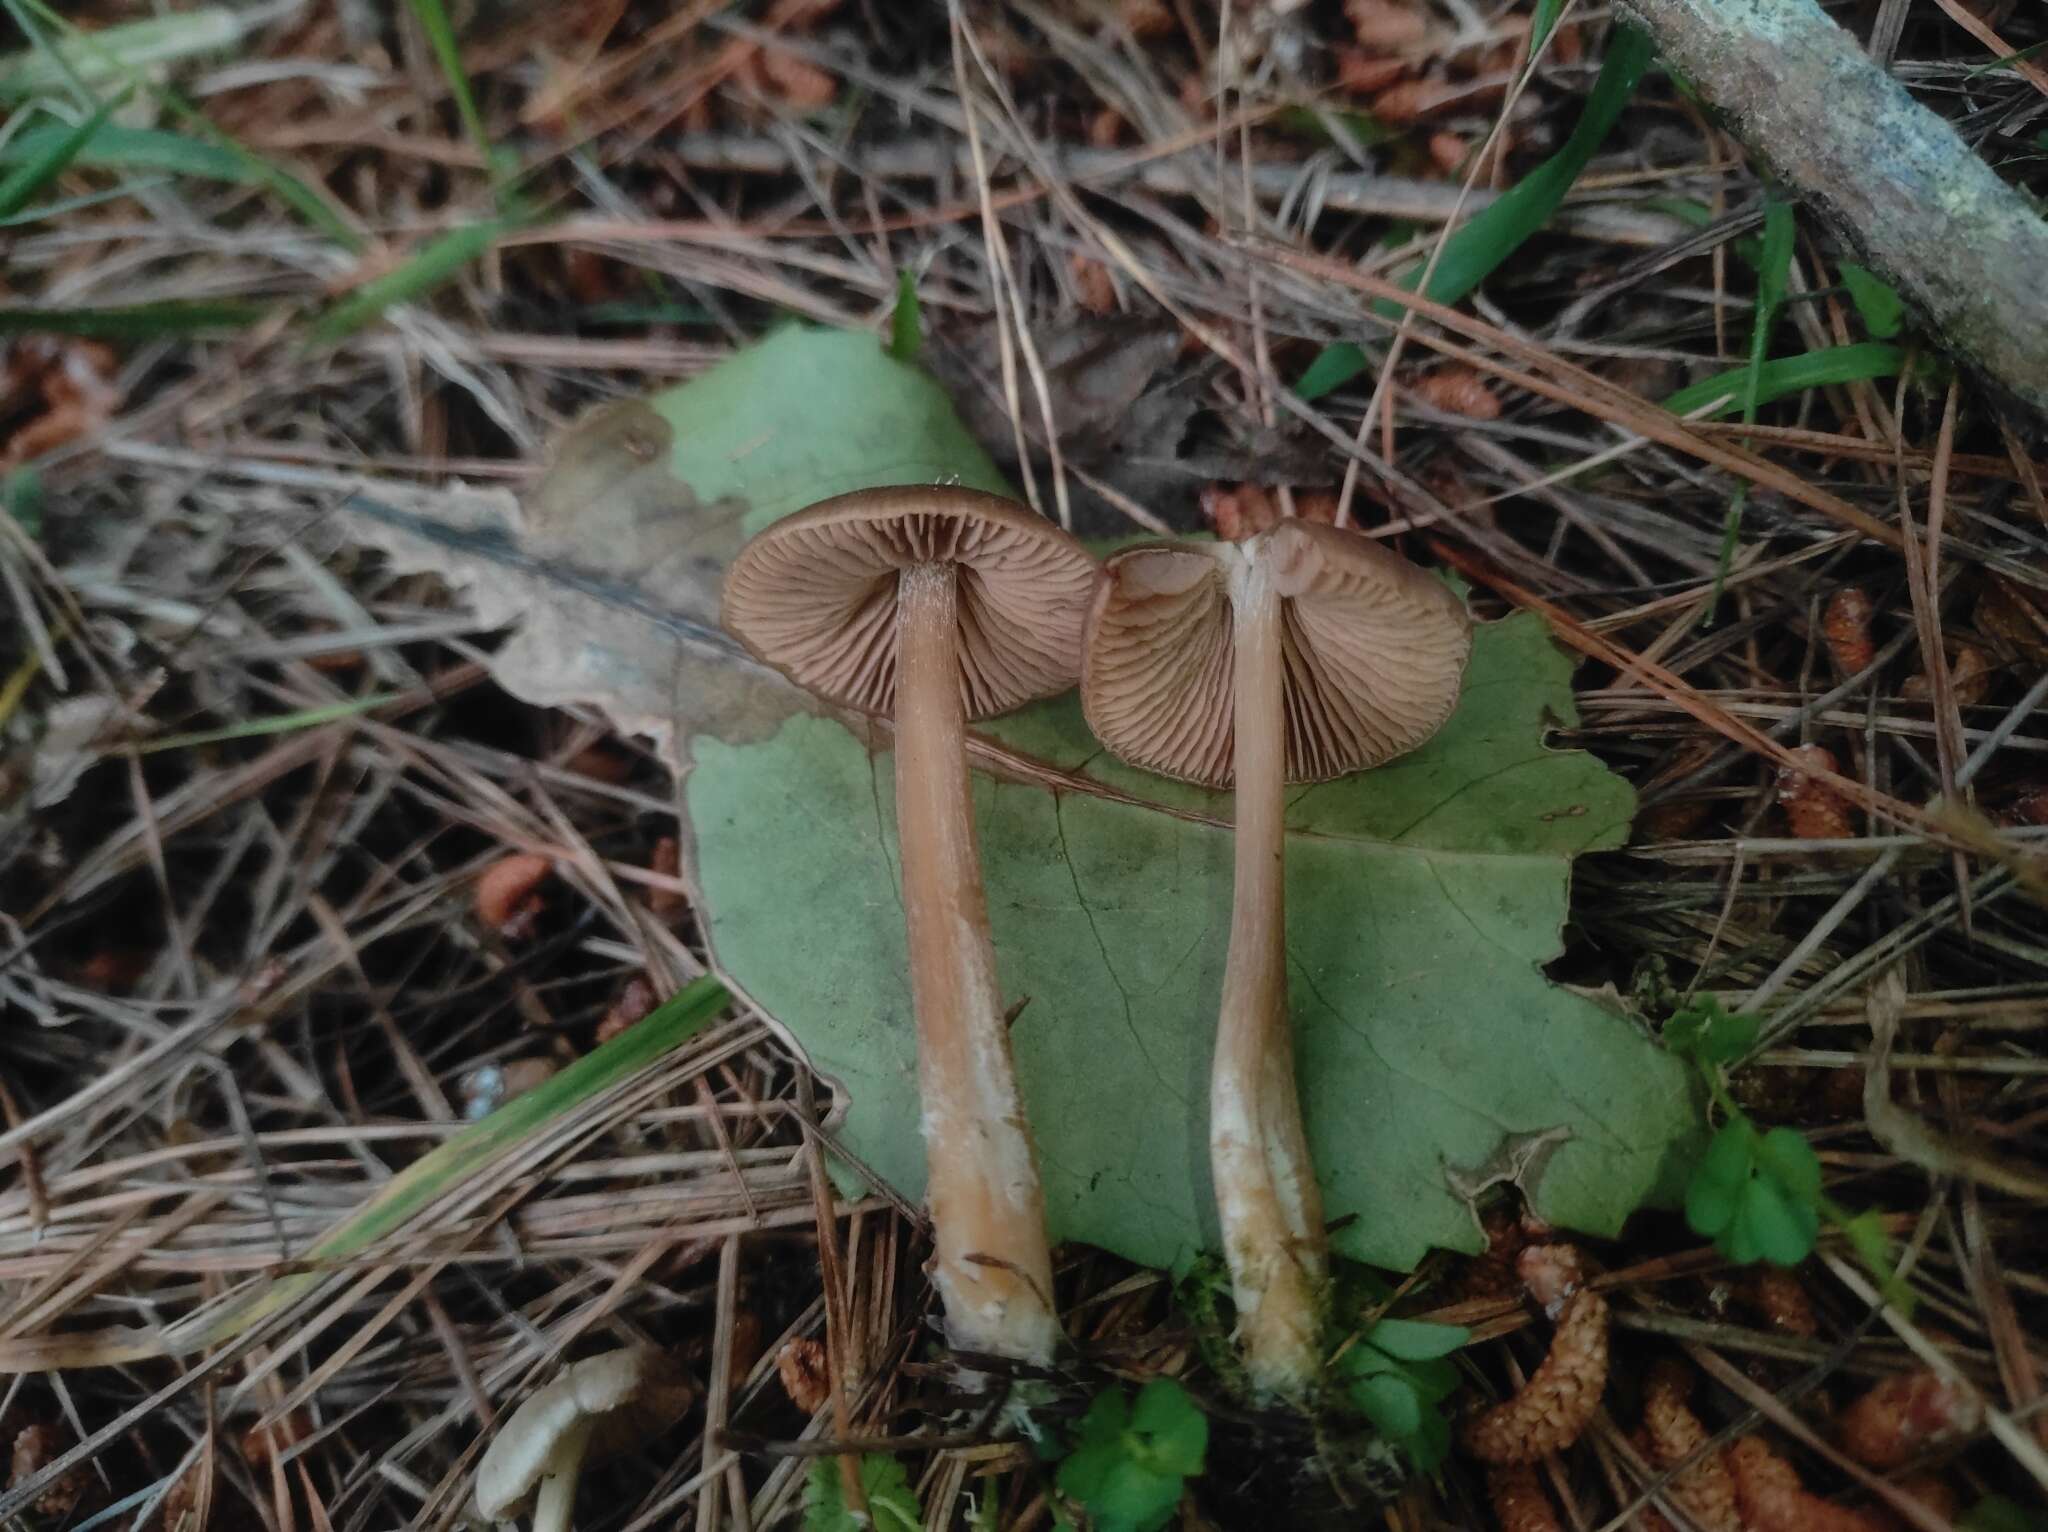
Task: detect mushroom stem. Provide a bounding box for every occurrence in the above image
[893,561,1061,1366]
[1214,551,1329,1399]
[530,1418,591,1532]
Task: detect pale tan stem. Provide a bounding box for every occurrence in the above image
[894,561,1061,1366]
[1212,553,1329,1399]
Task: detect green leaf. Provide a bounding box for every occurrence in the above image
[1376,25,1651,319]
[1352,1372,1424,1439]
[1965,39,2048,79]
[0,5,240,100]
[1294,341,1370,403]
[1530,0,1565,55]
[805,1454,924,1532]
[5,0,359,249]
[1363,1317,1469,1362]
[1732,1177,1817,1267]
[1663,997,1758,1065]
[888,268,922,362]
[1756,1127,1823,1205]
[1083,1460,1185,1532]
[402,0,509,187]
[1839,263,1906,340]
[0,118,249,184]
[1685,1119,1756,1237]
[307,219,517,346]
[165,976,731,1354]
[1407,1404,1453,1473]
[644,326,1011,531]
[1129,1379,1207,1477]
[0,300,268,338]
[2,466,40,539]
[690,603,1698,1272]
[1662,343,1909,419]
[1293,25,1651,399]
[1958,1496,2048,1532]
[0,91,127,219]
[1075,1386,1132,1447]
[1406,1356,1462,1405]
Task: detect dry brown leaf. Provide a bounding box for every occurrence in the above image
[1740,1267,1819,1337]
[1412,366,1503,419]
[751,46,837,109]
[1345,0,1429,51]
[1836,1370,1981,1469]
[1901,643,1991,707]
[596,974,660,1045]
[476,853,552,934]
[1070,252,1117,316]
[1201,482,1280,542]
[778,1336,830,1413]
[1334,45,1410,95]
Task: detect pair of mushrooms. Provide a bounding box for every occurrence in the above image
[723,486,1472,1400]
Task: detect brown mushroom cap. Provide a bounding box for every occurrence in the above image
[473,1348,695,1520]
[721,486,1099,720]
[1082,520,1473,787]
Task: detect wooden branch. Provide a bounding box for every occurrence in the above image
[1618,0,2048,418]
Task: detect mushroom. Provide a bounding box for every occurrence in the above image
[1081,519,1471,1398]
[474,1347,694,1532]
[722,486,1098,1367]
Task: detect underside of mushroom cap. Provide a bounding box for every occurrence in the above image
[1082,520,1473,787]
[721,485,1099,720]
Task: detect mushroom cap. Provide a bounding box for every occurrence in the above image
[473,1347,695,1520]
[1081,520,1473,788]
[721,485,1099,720]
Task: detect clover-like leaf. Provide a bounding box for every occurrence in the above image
[805,1454,923,1532]
[1363,1318,1469,1362]
[1732,1176,1815,1267]
[1685,1119,1756,1238]
[1756,1126,1824,1204]
[1128,1379,1207,1478]
[1057,1384,1200,1532]
[1664,996,1759,1065]
[1352,1372,1425,1440]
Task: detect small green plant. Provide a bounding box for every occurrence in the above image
[1054,1378,1207,1532]
[1666,996,1909,1307]
[1332,1316,1469,1474]
[804,1453,923,1532]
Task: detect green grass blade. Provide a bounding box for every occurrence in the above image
[1662,342,1908,420]
[1530,0,1566,56]
[1379,23,1653,314]
[12,0,360,250]
[0,92,127,218]
[164,974,732,1354]
[889,268,922,361]
[306,218,515,346]
[1706,197,1795,610]
[0,118,250,183]
[402,0,507,186]
[1294,24,1654,400]
[132,695,408,755]
[0,300,269,339]
[0,5,240,101]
